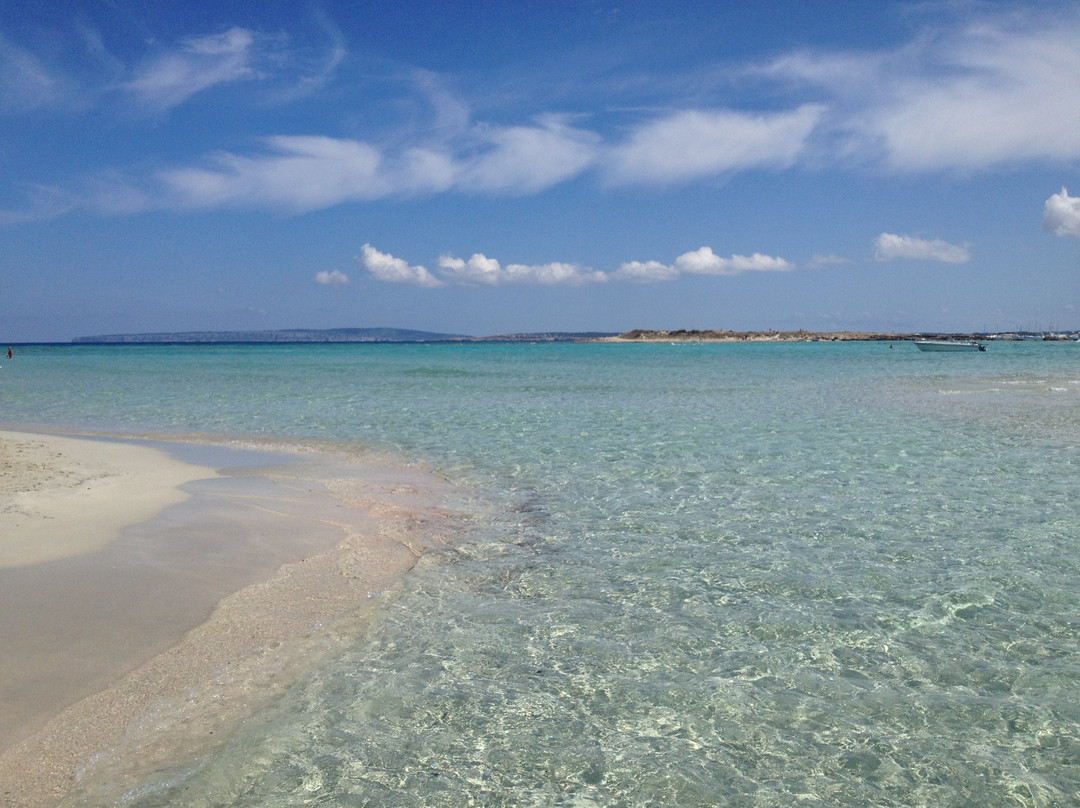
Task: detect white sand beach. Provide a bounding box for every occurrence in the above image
[0,430,458,808]
[0,430,217,570]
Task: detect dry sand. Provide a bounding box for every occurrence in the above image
[0,431,217,570]
[0,430,460,808]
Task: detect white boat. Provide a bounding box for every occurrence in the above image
[913,339,986,352]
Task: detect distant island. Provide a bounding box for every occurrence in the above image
[71,328,618,344]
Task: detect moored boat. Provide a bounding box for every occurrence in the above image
[913,339,986,352]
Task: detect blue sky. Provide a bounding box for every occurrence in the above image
[2,0,1079,341]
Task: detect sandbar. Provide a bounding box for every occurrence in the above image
[0,430,217,569]
[0,430,460,808]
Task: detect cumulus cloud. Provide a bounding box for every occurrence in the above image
[1043,187,1080,236]
[356,244,442,287]
[126,27,257,110]
[674,246,794,275]
[437,253,606,285]
[314,269,348,285]
[356,245,796,287]
[873,233,970,263]
[375,245,801,286]
[605,105,824,185]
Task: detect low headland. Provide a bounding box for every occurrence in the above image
[600,328,986,342]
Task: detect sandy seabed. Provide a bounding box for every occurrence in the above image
[0,430,461,808]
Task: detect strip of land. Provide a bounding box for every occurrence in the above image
[604,329,929,342]
[0,430,459,808]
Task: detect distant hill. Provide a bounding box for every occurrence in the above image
[72,328,471,344]
[71,328,619,344]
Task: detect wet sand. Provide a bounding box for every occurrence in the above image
[0,431,460,808]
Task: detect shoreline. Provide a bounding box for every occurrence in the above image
[0,430,463,808]
[0,430,218,570]
[598,329,969,342]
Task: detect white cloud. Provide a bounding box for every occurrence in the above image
[153,122,595,212]
[607,248,794,283]
[509,261,603,285]
[611,261,680,283]
[437,253,502,284]
[873,233,970,263]
[1043,187,1080,236]
[438,253,605,285]
[126,27,257,110]
[361,244,798,287]
[766,12,1080,171]
[356,244,442,287]
[457,117,601,194]
[605,105,824,184]
[14,6,1080,226]
[806,254,851,268]
[160,136,393,211]
[675,246,794,275]
[314,269,348,285]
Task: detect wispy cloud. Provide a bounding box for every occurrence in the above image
[1043,187,1080,236]
[125,27,258,111]
[7,6,1080,223]
[314,269,348,285]
[161,136,386,210]
[271,12,346,102]
[0,33,66,110]
[457,116,601,194]
[873,233,970,263]
[806,254,851,269]
[765,10,1080,171]
[0,184,77,225]
[152,119,598,211]
[604,105,824,185]
[611,260,680,283]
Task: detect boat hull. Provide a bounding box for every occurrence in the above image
[914,339,986,352]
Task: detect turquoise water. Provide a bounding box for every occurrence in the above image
[3,341,1080,806]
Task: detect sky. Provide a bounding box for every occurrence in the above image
[2,0,1080,341]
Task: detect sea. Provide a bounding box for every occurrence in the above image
[2,340,1079,807]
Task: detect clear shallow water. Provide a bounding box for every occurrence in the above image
[3,341,1080,806]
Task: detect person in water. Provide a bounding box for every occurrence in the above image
[5,347,11,359]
